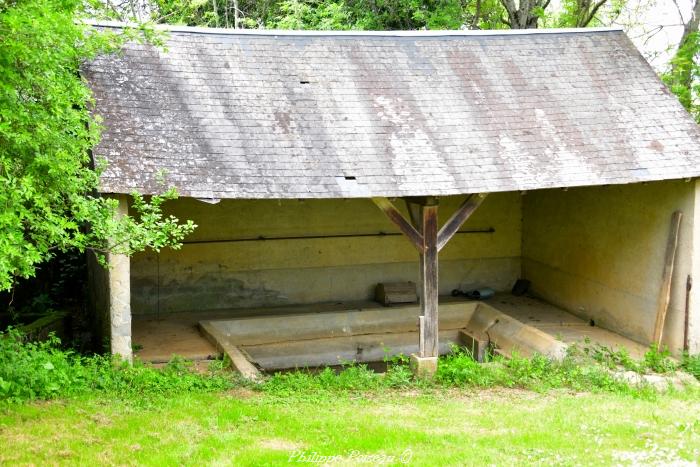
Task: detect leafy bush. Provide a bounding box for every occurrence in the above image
[0,329,235,404]
[0,0,197,292]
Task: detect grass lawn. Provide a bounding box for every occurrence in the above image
[1,388,699,466]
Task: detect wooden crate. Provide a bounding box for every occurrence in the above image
[375,282,418,306]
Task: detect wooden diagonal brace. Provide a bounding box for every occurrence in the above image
[372,197,424,252]
[437,193,488,251]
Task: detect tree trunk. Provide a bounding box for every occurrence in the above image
[500,0,550,29]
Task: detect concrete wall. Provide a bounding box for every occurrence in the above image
[131,193,522,315]
[522,180,697,353]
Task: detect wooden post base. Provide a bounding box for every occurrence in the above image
[410,353,438,378]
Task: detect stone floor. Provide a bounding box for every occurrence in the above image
[132,294,649,364]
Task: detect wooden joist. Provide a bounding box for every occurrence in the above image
[199,321,262,381]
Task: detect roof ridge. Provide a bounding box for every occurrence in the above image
[83,19,623,38]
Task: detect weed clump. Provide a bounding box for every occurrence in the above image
[3,327,698,405]
[261,344,700,398]
[0,329,235,404]
[682,352,700,379]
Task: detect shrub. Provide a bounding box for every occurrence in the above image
[0,329,235,404]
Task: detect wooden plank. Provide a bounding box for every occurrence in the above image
[199,321,262,381]
[685,274,692,352]
[653,210,683,346]
[418,315,425,356]
[437,193,488,251]
[372,197,424,251]
[243,330,460,370]
[421,203,439,357]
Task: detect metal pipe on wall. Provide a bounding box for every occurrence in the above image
[179,228,495,245]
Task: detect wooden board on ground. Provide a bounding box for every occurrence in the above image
[200,321,262,381]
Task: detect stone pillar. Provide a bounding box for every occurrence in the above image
[109,195,132,362]
[690,180,700,354]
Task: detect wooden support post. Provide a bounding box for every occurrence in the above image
[418,315,425,356]
[372,194,488,360]
[420,201,439,357]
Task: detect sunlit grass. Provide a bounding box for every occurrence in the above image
[1,388,699,465]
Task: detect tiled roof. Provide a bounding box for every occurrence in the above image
[83,24,700,199]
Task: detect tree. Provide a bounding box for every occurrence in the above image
[144,0,617,33]
[144,0,507,30]
[662,0,700,121]
[0,0,196,291]
[500,0,549,28]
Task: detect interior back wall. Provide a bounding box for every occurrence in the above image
[522,180,696,352]
[130,193,522,315]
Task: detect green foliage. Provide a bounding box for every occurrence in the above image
[662,32,700,123]
[4,329,698,406]
[0,0,195,291]
[0,329,235,404]
[643,344,678,373]
[435,346,636,394]
[682,352,700,379]
[269,0,353,30]
[150,0,508,31]
[575,339,680,375]
[582,340,643,372]
[259,345,688,398]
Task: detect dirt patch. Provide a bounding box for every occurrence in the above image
[441,386,558,403]
[258,438,304,451]
[89,413,113,426]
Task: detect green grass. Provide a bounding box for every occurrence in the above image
[3,330,700,465]
[1,388,699,465]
